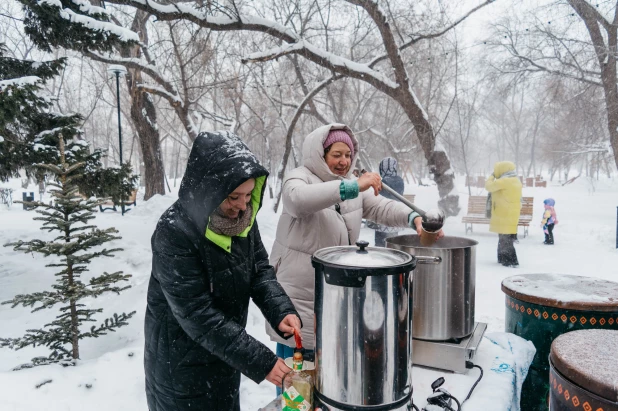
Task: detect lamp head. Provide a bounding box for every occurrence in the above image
[107,65,127,77]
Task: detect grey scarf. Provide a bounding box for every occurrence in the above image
[499,170,518,179]
[208,203,253,237]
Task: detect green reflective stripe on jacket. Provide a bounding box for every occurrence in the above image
[205,175,265,252]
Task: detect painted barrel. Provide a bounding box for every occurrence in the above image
[502,274,618,411]
[549,329,618,411]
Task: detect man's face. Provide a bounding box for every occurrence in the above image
[219,178,255,219]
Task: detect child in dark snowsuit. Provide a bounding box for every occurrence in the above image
[541,198,558,244]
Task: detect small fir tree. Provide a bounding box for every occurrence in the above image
[1,135,135,369]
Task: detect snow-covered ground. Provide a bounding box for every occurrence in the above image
[0,175,617,410]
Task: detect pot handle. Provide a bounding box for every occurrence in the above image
[415,256,442,265]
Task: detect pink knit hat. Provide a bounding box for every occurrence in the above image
[323,129,354,157]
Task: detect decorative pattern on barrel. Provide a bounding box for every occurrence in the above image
[502,274,618,411]
[549,364,617,411]
[549,329,618,411]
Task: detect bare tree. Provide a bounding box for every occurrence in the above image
[488,0,618,170]
[93,0,495,215]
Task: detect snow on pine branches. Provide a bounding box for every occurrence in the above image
[0,135,135,370]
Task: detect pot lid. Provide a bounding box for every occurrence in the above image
[313,240,413,268]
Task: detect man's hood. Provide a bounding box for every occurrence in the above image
[379,157,398,177]
[178,131,268,235]
[302,123,359,182]
[494,161,516,178]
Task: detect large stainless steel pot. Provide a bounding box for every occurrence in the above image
[386,235,478,342]
[312,240,420,411]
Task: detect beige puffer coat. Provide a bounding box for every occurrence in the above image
[266,124,413,349]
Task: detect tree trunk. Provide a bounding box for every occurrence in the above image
[397,89,459,216]
[119,10,165,200]
[263,134,274,199]
[174,142,181,187]
[129,88,165,200]
[62,168,80,359]
[568,0,618,170]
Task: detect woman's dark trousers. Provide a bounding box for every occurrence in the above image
[498,234,519,266]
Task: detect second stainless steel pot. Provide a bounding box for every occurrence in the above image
[386,235,478,341]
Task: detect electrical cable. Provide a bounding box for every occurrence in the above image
[450,395,462,411]
[425,364,485,411]
[462,362,484,405]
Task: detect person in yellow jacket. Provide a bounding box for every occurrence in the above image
[485,161,522,267]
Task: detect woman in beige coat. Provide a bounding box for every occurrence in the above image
[267,124,443,371]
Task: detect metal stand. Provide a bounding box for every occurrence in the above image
[114,70,125,216]
[412,322,487,373]
[108,65,127,216]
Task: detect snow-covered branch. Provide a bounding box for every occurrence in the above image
[136,84,182,106]
[100,0,300,43]
[243,40,398,92]
[0,76,41,89]
[492,32,603,87]
[84,51,180,101]
[553,144,612,155]
[105,0,399,93]
[408,0,496,43]
[345,0,408,90]
[360,127,415,154]
[367,0,496,68]
[194,109,235,129]
[39,0,139,42]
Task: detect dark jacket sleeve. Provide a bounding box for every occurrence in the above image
[250,223,301,337]
[381,175,405,200]
[152,223,278,384]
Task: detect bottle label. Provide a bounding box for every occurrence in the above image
[282,386,310,411]
[293,362,303,371]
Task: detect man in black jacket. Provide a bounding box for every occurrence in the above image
[369,157,406,246]
[145,131,301,411]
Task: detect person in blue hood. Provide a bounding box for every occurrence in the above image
[368,157,406,246]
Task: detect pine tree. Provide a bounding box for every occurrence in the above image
[0,43,138,201]
[1,135,135,370]
[19,0,133,54]
[0,42,102,183]
[0,43,66,181]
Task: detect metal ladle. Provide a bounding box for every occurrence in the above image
[360,169,445,232]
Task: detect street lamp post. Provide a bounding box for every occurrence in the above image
[107,65,128,215]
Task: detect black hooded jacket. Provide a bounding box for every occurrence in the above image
[378,157,404,200]
[144,131,299,411]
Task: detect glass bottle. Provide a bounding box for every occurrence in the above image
[281,351,313,411]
